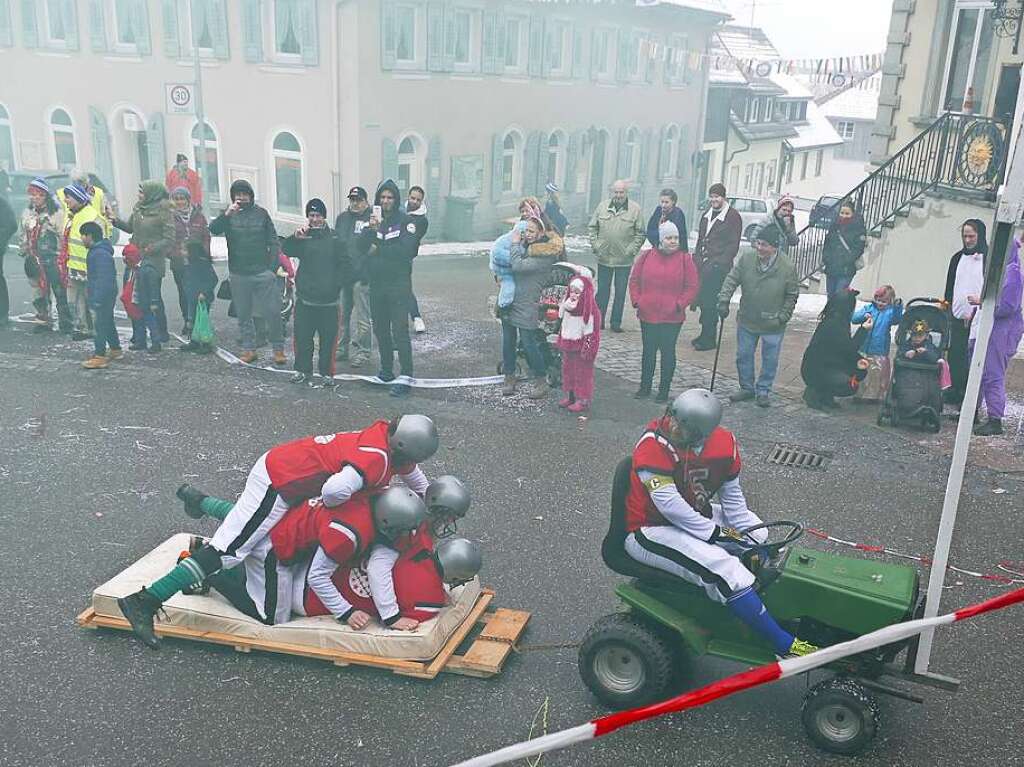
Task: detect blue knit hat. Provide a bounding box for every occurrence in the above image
[28,176,52,195]
[64,184,91,205]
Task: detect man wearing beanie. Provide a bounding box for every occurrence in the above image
[717,224,799,408]
[62,183,103,339]
[210,179,286,366]
[19,177,71,332]
[693,183,742,351]
[281,198,346,386]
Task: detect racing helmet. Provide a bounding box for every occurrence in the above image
[372,486,427,540]
[424,475,471,538]
[667,388,722,446]
[388,415,439,464]
[434,538,483,586]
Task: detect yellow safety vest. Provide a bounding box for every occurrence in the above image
[65,204,101,275]
[58,187,111,237]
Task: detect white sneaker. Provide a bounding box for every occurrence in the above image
[413,317,426,334]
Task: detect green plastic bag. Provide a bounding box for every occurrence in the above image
[191,301,215,346]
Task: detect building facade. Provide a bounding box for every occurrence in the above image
[0,0,728,240]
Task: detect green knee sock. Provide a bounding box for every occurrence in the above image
[147,556,207,602]
[199,495,234,521]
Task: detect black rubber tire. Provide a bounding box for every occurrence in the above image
[578,614,676,709]
[801,677,880,756]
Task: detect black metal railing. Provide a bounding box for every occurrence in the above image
[790,112,1009,280]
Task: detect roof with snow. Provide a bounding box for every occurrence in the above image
[525,0,730,16]
[819,80,881,122]
[785,101,845,150]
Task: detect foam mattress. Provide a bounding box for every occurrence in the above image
[93,534,482,661]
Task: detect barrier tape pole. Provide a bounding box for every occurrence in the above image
[449,587,1024,767]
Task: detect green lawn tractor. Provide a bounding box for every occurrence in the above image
[577,458,959,756]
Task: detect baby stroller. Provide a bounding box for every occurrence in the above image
[497,261,593,387]
[877,297,951,433]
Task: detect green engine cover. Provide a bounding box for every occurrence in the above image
[763,546,919,635]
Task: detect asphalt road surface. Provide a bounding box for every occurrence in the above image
[1,249,1022,767]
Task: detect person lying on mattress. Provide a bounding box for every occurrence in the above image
[364,475,474,629]
[296,537,483,626]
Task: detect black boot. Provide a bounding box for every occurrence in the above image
[116,588,164,649]
[803,388,828,412]
[176,483,208,519]
[654,388,670,403]
[634,385,652,399]
[974,418,1003,436]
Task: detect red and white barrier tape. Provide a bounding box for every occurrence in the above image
[805,528,1024,586]
[449,587,1024,767]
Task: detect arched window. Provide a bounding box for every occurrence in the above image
[0,105,15,174]
[397,134,425,194]
[547,131,566,189]
[50,108,77,169]
[272,131,303,215]
[624,127,640,180]
[661,125,679,178]
[501,131,522,194]
[191,121,221,201]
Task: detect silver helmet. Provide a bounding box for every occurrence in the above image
[388,415,439,464]
[434,538,482,586]
[668,388,722,445]
[424,475,471,538]
[372,486,427,540]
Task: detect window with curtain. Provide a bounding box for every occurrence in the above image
[192,121,221,201]
[397,135,424,193]
[743,163,753,193]
[800,152,809,180]
[593,29,611,76]
[50,109,77,169]
[451,9,471,65]
[546,22,567,73]
[273,131,303,215]
[504,18,521,68]
[815,149,824,177]
[114,0,138,45]
[44,0,67,45]
[624,127,639,180]
[275,0,301,56]
[190,0,215,52]
[547,132,566,188]
[942,3,995,112]
[502,132,520,193]
[0,105,13,173]
[837,121,855,139]
[662,125,678,178]
[729,164,739,193]
[396,8,416,62]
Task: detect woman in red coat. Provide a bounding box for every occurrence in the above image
[629,221,700,402]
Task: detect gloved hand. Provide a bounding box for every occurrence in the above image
[717,526,745,544]
[718,303,730,319]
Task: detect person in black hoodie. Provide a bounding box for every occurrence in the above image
[281,198,347,386]
[334,186,374,366]
[359,178,419,397]
[800,289,869,411]
[821,201,867,296]
[209,179,285,366]
[943,218,987,406]
[0,193,17,326]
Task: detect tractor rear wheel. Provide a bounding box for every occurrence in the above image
[801,677,880,755]
[578,614,675,709]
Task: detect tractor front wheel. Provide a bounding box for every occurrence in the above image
[801,677,880,756]
[578,614,675,709]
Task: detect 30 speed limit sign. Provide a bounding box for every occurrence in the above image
[165,83,195,115]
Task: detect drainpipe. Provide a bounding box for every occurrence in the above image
[332,1,343,215]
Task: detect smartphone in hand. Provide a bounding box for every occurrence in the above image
[372,205,382,219]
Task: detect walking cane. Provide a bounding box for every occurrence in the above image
[709,314,726,392]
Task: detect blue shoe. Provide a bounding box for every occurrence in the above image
[377,370,396,383]
[389,383,411,397]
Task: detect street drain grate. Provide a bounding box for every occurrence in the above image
[766,443,833,470]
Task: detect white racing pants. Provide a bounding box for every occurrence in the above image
[624,503,767,604]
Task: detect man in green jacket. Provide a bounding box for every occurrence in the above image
[717,227,799,408]
[588,179,645,332]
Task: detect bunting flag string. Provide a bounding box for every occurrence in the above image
[650,40,884,81]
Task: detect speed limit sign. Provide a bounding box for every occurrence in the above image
[165,83,195,115]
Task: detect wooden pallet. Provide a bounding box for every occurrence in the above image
[76,588,530,679]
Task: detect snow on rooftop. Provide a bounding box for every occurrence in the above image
[769,71,813,99]
[786,101,845,150]
[820,84,880,122]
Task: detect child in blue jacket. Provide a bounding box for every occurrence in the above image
[851,284,903,400]
[80,221,121,369]
[490,220,528,311]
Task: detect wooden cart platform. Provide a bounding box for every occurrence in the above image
[76,588,530,679]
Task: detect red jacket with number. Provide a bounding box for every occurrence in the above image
[625,418,742,532]
[303,549,449,622]
[270,494,377,566]
[264,420,410,505]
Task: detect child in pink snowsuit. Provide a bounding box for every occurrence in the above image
[556,274,601,412]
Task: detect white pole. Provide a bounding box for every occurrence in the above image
[194,45,207,211]
[915,94,1024,673]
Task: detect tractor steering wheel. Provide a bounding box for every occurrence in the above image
[737,521,804,571]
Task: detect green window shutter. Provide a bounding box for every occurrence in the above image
[0,0,12,47]
[20,0,37,47]
[524,131,540,197]
[427,2,444,72]
[491,133,503,203]
[133,0,152,55]
[677,126,690,179]
[241,0,263,62]
[657,126,668,179]
[494,10,505,68]
[146,113,167,181]
[536,130,550,193]
[644,37,655,84]
[441,2,456,70]
[589,29,600,81]
[88,0,106,52]
[60,0,80,50]
[161,0,179,58]
[571,28,584,79]
[541,23,552,77]
[481,8,497,74]
[297,0,318,65]
[564,130,582,194]
[380,0,396,69]
[615,127,628,178]
[89,106,115,190]
[526,16,542,77]
[381,137,399,183]
[426,136,442,213]
[211,0,230,60]
[615,29,629,82]
[637,127,652,189]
